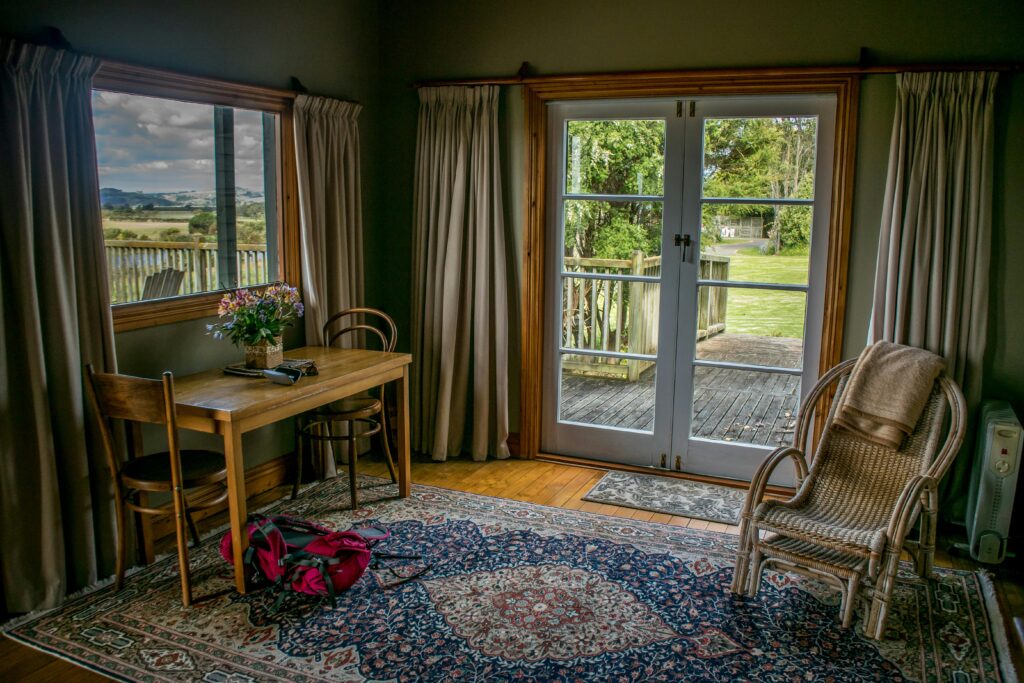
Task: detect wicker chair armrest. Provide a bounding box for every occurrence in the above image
[884,474,938,549]
[740,446,809,522]
[793,358,857,452]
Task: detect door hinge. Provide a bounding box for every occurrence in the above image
[676,101,683,118]
[689,101,696,117]
[674,455,682,471]
[660,453,668,468]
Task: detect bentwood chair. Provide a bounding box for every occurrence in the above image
[84,365,229,607]
[292,308,399,509]
[730,358,966,639]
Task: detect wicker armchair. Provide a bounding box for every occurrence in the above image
[730,357,966,640]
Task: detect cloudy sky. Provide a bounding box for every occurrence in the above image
[92,91,268,194]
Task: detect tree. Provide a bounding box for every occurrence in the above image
[563,120,665,263]
[702,117,817,254]
[188,211,216,235]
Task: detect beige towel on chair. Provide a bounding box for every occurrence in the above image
[834,341,945,450]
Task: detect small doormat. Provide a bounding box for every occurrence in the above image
[583,470,746,524]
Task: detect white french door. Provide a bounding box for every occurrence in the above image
[541,94,837,486]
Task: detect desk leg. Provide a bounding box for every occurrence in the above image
[222,422,249,593]
[396,366,411,498]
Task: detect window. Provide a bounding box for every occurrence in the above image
[92,63,298,330]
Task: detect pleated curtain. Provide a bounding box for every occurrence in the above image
[869,71,998,520]
[411,86,511,462]
[294,94,364,477]
[0,40,119,612]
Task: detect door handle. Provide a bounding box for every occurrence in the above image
[674,233,692,261]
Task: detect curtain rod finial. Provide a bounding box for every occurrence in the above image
[859,47,874,67]
[290,76,309,94]
[517,61,532,80]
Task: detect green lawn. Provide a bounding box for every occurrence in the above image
[722,253,808,339]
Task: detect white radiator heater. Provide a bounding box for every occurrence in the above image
[965,401,1023,564]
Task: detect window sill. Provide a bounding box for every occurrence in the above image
[112,292,225,332]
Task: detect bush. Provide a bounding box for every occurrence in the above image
[237,219,267,244]
[188,211,217,235]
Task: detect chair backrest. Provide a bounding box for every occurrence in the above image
[321,308,397,352]
[84,365,183,485]
[791,358,966,519]
[142,268,185,300]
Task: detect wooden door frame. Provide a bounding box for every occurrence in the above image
[519,69,860,459]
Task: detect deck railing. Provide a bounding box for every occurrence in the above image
[105,240,270,303]
[562,252,729,381]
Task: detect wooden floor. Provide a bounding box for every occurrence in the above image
[4,455,1023,681]
[561,333,802,446]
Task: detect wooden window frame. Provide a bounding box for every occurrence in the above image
[519,69,860,459]
[93,61,301,332]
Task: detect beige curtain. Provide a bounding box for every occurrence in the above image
[411,86,511,462]
[0,40,118,612]
[294,94,364,477]
[870,71,998,520]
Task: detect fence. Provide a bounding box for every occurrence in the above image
[105,240,270,303]
[562,251,729,381]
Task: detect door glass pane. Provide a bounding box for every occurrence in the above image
[559,354,655,432]
[695,287,805,369]
[698,203,811,284]
[691,366,800,446]
[702,116,818,200]
[561,278,660,356]
[565,119,665,196]
[564,200,663,273]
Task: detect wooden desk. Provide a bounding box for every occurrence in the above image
[172,346,412,593]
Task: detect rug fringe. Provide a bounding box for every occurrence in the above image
[978,569,1020,683]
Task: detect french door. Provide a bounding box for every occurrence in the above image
[541,95,836,486]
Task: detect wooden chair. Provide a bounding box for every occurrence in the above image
[141,268,184,300]
[84,365,228,607]
[730,358,966,639]
[292,308,398,509]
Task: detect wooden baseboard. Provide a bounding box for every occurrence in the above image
[149,453,294,542]
[536,452,796,498]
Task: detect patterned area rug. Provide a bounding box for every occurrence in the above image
[4,477,1014,682]
[583,470,746,524]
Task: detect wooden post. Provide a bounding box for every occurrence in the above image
[720,258,729,331]
[214,106,238,290]
[627,250,643,382]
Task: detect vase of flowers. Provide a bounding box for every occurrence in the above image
[208,284,304,369]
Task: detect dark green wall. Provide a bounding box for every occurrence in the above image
[373,0,1024,431]
[1,0,381,466]
[3,0,1022,454]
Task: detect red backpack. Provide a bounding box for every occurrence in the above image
[219,515,424,608]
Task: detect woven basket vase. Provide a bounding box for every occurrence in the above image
[244,336,283,369]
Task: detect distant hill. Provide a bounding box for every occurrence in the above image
[100,188,175,207]
[100,187,264,208]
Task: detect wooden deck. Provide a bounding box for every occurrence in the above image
[560,333,803,446]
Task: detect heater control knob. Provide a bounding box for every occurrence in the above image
[995,460,1012,475]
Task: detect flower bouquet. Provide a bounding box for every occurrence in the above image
[208,284,304,368]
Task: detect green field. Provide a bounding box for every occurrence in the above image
[102,220,188,237]
[723,253,808,338]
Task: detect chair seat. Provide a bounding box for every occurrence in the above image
[754,499,889,559]
[314,396,381,420]
[760,534,870,578]
[121,450,227,489]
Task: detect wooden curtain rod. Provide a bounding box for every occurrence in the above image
[413,61,1023,88]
